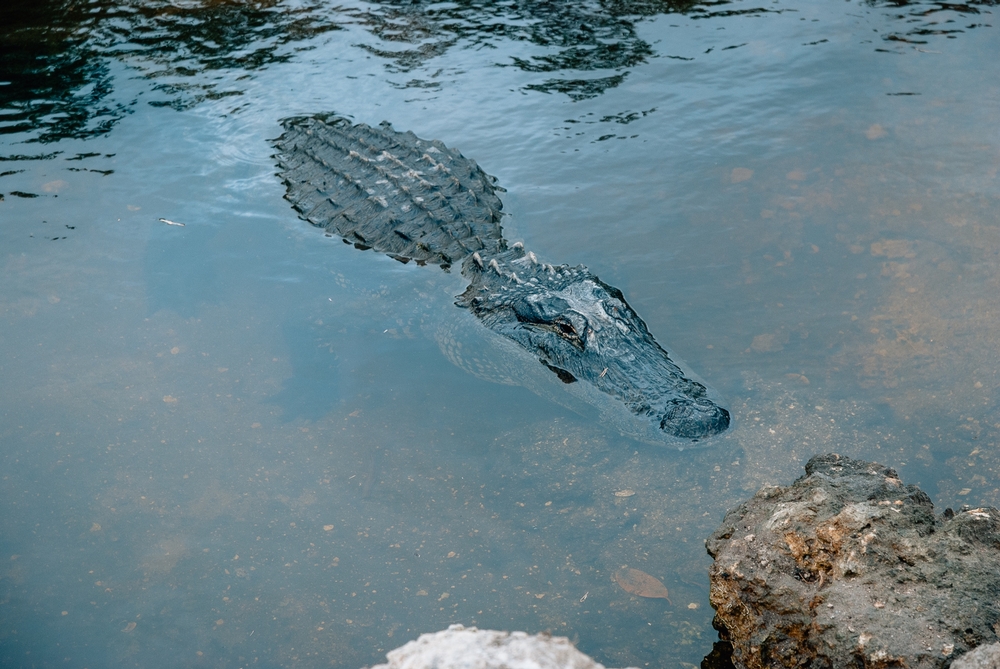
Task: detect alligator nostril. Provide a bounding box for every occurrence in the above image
[541,360,577,384]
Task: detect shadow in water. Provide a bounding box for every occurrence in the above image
[268,317,346,421]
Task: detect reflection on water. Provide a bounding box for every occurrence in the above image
[0,0,128,142]
[348,0,673,99]
[1,0,341,141]
[5,0,995,143]
[2,0,1000,667]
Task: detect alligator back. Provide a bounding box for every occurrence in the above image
[273,115,505,270]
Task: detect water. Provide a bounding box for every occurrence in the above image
[2,0,999,666]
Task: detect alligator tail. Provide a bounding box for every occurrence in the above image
[273,115,506,270]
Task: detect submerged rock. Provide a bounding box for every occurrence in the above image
[705,453,1000,669]
[367,624,636,669]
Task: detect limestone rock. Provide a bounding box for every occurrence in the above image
[368,624,636,669]
[705,453,1000,669]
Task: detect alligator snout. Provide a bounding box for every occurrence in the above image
[660,398,731,440]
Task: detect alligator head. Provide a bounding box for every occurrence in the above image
[458,243,730,442]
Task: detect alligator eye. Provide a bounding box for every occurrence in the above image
[555,320,577,337]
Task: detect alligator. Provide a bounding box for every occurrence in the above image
[272,114,730,444]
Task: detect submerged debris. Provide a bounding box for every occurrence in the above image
[613,568,671,602]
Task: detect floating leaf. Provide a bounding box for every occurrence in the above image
[613,568,671,602]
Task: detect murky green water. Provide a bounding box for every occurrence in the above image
[2,0,999,666]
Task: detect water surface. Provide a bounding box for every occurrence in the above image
[2,0,999,667]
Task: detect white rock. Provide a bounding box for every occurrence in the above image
[367,624,637,669]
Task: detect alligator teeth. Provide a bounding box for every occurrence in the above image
[489,259,501,273]
[512,241,524,250]
[472,252,484,269]
[527,251,538,264]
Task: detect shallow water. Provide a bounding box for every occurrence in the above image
[2,0,999,666]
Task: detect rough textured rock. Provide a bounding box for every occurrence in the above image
[367,624,636,669]
[705,453,1000,669]
[953,643,1000,669]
